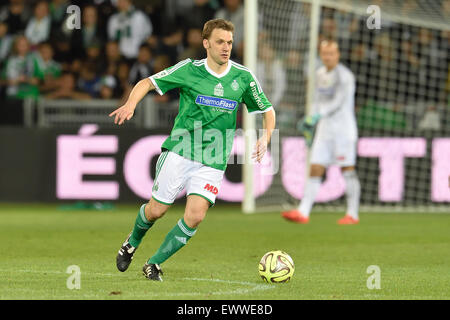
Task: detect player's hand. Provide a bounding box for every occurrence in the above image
[303,114,321,127]
[109,103,136,125]
[297,114,321,147]
[252,136,268,163]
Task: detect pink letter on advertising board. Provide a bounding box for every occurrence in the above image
[281,137,307,200]
[123,135,177,200]
[432,139,450,202]
[57,125,118,199]
[281,137,345,202]
[358,138,426,201]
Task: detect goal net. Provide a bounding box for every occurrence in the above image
[246,0,450,212]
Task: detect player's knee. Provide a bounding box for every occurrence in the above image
[341,166,356,173]
[184,207,207,229]
[310,164,325,177]
[145,201,168,221]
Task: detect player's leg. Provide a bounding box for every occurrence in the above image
[335,139,360,224]
[145,195,209,271]
[143,164,222,281]
[297,164,325,219]
[129,198,170,248]
[116,151,186,272]
[338,166,361,224]
[282,139,331,223]
[116,199,169,272]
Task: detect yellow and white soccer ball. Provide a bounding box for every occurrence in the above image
[258,250,294,283]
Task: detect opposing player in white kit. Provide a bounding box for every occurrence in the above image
[109,19,275,281]
[282,40,360,225]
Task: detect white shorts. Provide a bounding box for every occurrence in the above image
[310,137,357,167]
[151,150,225,206]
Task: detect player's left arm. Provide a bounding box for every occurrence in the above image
[242,72,276,163]
[252,108,276,163]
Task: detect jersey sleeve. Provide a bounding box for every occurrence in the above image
[242,72,273,114]
[148,59,192,95]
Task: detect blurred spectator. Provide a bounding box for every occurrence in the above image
[183,0,218,30]
[443,0,450,19]
[214,0,243,61]
[154,0,191,62]
[25,1,51,46]
[100,40,124,77]
[49,30,72,71]
[107,0,153,60]
[399,38,420,104]
[45,72,91,100]
[320,17,338,41]
[368,33,398,104]
[348,42,371,109]
[152,54,171,73]
[80,41,103,74]
[99,74,118,99]
[418,105,441,131]
[70,5,107,61]
[332,0,353,45]
[151,54,176,102]
[129,44,153,85]
[150,28,183,64]
[0,0,31,35]
[0,22,13,65]
[280,49,305,128]
[116,60,132,102]
[177,28,204,61]
[77,61,102,98]
[414,28,447,104]
[3,35,38,99]
[256,41,286,109]
[49,0,70,31]
[400,0,420,18]
[283,49,305,106]
[31,41,61,94]
[164,0,197,24]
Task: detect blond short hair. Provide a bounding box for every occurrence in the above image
[202,19,234,40]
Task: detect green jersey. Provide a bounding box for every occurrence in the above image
[149,58,273,171]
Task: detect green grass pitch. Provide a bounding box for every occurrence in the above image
[1,203,450,300]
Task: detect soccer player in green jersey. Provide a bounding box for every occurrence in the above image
[109,19,276,281]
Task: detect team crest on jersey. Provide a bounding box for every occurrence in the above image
[231,80,239,91]
[214,83,224,97]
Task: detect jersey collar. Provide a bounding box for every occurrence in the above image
[204,58,232,78]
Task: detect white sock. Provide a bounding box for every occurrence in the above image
[298,177,321,217]
[343,170,361,219]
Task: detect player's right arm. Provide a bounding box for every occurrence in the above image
[110,59,191,125]
[109,78,155,125]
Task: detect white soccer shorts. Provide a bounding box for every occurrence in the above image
[151,150,224,206]
[310,137,357,167]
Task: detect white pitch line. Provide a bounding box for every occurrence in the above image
[0,270,275,297]
[180,277,275,296]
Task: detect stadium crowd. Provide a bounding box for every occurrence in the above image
[0,0,448,128]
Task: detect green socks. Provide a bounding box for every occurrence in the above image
[129,204,154,248]
[128,205,197,265]
[148,218,196,265]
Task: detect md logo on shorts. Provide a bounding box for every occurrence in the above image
[195,95,238,111]
[204,183,218,195]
